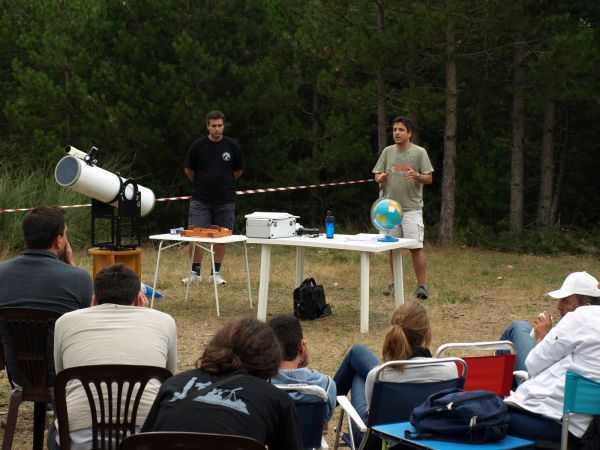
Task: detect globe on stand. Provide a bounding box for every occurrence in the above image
[370,198,403,242]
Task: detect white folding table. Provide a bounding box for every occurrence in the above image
[148,233,252,315]
[246,233,416,332]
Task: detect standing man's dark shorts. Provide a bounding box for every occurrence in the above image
[188,200,235,230]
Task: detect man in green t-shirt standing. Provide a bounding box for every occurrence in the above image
[372,116,434,299]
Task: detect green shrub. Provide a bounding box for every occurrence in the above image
[0,155,128,251]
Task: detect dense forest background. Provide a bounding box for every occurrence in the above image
[1,0,599,252]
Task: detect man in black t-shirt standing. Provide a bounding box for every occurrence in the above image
[183,110,244,286]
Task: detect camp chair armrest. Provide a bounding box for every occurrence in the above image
[435,340,516,356]
[336,395,368,433]
[513,370,529,384]
[276,383,329,401]
[375,357,468,382]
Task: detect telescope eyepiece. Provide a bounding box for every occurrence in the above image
[84,146,99,166]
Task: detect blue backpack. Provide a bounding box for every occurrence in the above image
[407,388,509,444]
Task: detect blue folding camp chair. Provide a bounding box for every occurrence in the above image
[561,371,600,450]
[277,383,331,450]
[333,357,467,450]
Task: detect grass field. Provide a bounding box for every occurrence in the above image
[1,241,599,448]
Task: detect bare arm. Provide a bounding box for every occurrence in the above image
[374,172,389,184]
[405,168,433,185]
[184,168,194,182]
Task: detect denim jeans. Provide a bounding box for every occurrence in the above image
[499,320,536,373]
[333,344,380,425]
[508,408,562,442]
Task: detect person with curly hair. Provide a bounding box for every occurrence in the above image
[142,318,303,450]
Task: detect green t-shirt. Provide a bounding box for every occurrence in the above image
[372,143,434,211]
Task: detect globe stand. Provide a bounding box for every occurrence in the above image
[377,232,399,242]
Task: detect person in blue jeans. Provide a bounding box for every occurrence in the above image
[333,301,457,445]
[504,304,600,447]
[499,271,600,373]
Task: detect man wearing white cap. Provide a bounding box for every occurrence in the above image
[499,271,600,372]
[503,272,600,445]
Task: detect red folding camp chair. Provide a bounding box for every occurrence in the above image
[435,340,516,397]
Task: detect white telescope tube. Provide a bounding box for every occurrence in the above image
[54,155,155,217]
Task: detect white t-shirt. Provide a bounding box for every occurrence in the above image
[54,303,178,441]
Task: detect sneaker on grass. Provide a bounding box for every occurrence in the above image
[383,283,394,296]
[416,285,428,299]
[209,272,226,285]
[181,272,201,286]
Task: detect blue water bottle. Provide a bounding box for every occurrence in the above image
[325,210,335,239]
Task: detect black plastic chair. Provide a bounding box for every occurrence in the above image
[118,431,267,450]
[54,364,172,450]
[0,307,62,450]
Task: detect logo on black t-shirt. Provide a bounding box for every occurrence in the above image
[222,152,232,161]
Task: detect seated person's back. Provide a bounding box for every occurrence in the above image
[142,318,303,450]
[51,264,177,450]
[267,314,336,423]
[0,206,93,387]
[334,301,457,421]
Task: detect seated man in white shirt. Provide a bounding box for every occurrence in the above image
[504,299,600,447]
[498,271,600,373]
[48,264,177,450]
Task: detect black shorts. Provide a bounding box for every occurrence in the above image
[188,200,235,230]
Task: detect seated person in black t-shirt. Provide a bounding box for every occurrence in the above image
[141,318,303,450]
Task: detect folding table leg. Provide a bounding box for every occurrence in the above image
[243,242,253,308]
[150,240,164,308]
[209,243,220,316]
[184,244,196,302]
[257,245,272,321]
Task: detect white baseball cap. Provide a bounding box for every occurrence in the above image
[546,271,600,299]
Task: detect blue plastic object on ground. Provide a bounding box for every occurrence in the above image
[141,282,164,299]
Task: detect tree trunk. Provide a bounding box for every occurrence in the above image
[376,0,387,153]
[377,71,387,153]
[536,100,556,229]
[510,34,525,234]
[550,112,568,225]
[550,142,566,225]
[312,76,319,156]
[439,17,457,244]
[407,51,420,145]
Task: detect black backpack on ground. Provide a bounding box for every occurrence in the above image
[293,278,331,320]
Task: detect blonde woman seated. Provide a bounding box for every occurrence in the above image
[333,301,457,426]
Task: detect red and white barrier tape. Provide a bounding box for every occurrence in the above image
[0,178,374,214]
[0,203,92,214]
